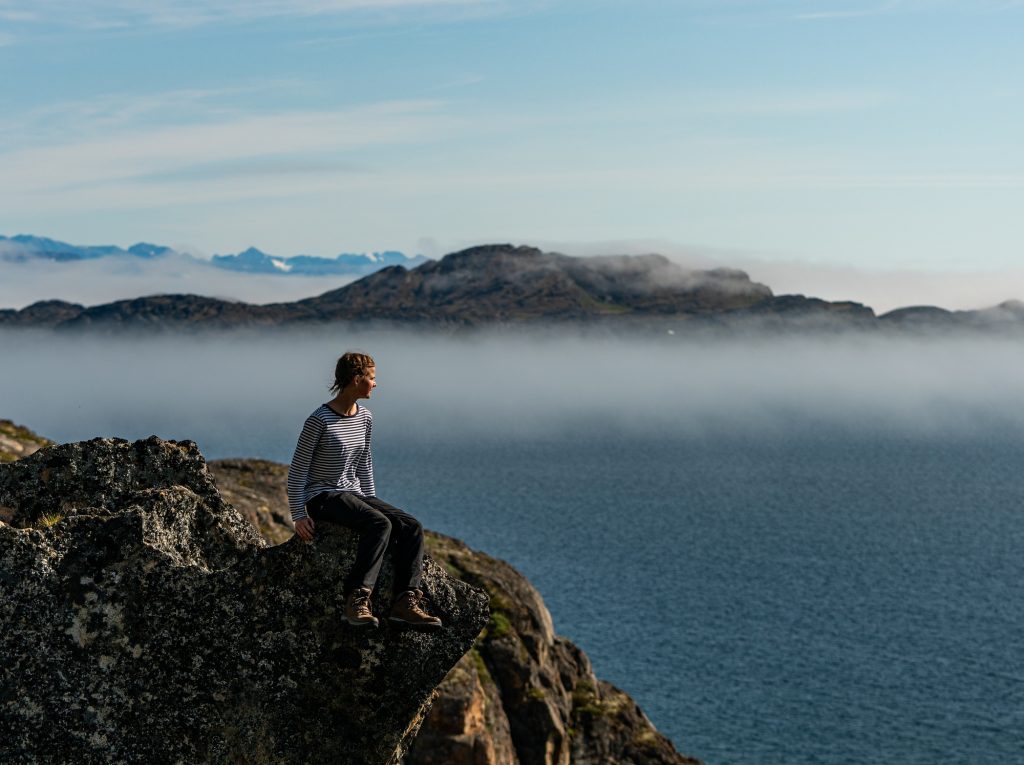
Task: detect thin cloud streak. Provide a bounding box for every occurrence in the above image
[0,0,494,30]
[794,1,899,20]
[6,164,1022,220]
[0,100,456,203]
[791,0,1024,19]
[680,89,892,115]
[0,82,307,147]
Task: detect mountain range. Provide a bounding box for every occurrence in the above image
[0,234,426,276]
[1,242,1021,333]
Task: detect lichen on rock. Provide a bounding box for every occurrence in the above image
[0,436,489,765]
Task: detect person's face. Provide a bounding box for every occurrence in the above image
[356,367,377,398]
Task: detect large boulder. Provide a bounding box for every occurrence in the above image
[0,436,489,765]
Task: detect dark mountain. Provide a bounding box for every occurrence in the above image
[300,244,774,323]
[53,294,290,331]
[879,300,1024,332]
[0,299,85,327]
[0,242,1017,334]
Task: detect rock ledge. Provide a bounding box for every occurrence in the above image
[0,436,488,765]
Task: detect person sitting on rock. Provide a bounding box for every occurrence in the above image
[287,351,441,631]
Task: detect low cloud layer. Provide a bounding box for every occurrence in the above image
[4,238,1023,315]
[739,259,1024,315]
[538,239,1024,313]
[3,328,1023,463]
[0,253,356,309]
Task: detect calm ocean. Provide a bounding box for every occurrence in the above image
[4,329,1023,763]
[377,430,1024,765]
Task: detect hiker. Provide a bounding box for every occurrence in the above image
[287,351,441,631]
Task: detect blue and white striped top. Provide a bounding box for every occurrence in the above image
[287,403,376,521]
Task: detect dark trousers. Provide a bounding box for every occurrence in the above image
[306,492,424,595]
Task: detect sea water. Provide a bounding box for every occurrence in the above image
[3,329,1023,764]
[375,430,1024,765]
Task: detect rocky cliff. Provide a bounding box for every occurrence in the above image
[0,436,488,764]
[211,461,701,765]
[0,424,700,765]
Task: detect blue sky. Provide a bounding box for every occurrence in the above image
[1,0,1023,304]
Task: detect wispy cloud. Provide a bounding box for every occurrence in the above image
[0,0,494,30]
[0,82,306,148]
[794,1,900,20]
[422,73,485,92]
[680,88,892,115]
[795,8,891,20]
[0,5,37,22]
[0,97,458,213]
[792,0,1024,20]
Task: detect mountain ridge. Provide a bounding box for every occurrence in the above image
[0,233,425,276]
[1,242,1021,334]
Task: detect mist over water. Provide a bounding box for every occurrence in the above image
[0,254,358,310]
[3,327,1024,453]
[3,327,1024,764]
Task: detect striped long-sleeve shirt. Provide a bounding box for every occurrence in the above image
[287,403,376,521]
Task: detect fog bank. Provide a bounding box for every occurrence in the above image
[0,254,356,310]
[3,328,1023,461]
[537,239,1024,313]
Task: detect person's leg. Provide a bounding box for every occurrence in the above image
[307,491,392,594]
[360,497,425,593]
[360,498,441,630]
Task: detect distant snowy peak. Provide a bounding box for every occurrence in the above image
[209,248,427,276]
[127,243,174,258]
[0,233,428,276]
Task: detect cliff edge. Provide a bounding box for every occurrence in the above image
[0,423,700,765]
[0,436,489,764]
[211,460,701,765]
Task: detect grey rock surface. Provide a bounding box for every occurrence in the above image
[0,436,488,765]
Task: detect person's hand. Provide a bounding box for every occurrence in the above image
[295,517,315,542]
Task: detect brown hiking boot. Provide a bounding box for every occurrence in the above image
[345,588,379,628]
[389,589,442,630]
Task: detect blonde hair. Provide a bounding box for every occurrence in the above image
[330,352,375,394]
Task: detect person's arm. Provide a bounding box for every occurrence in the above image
[357,412,376,499]
[287,413,324,526]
